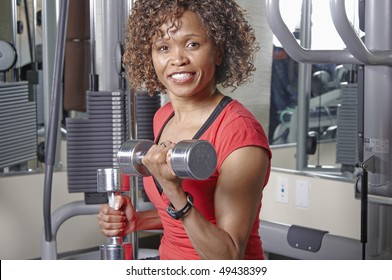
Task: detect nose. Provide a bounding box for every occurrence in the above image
[171,48,189,66]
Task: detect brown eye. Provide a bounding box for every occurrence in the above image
[158,45,169,51]
[187,42,200,48]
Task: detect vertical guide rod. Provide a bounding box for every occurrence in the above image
[359,156,375,260]
[43,0,69,242]
[88,0,98,91]
[126,0,138,260]
[360,167,368,260]
[296,0,312,170]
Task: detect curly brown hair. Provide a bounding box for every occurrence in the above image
[123,0,259,95]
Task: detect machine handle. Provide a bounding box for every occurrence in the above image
[330,0,392,66]
[265,0,361,64]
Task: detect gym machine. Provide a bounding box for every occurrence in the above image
[265,0,392,260]
[41,0,137,260]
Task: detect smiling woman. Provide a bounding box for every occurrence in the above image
[151,11,222,99]
[97,0,272,260]
[123,0,259,96]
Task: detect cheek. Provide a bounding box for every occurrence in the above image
[201,56,218,75]
[152,56,164,76]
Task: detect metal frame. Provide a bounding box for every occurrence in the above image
[266,0,392,260]
[260,220,362,260]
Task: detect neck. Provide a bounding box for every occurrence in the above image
[170,90,224,123]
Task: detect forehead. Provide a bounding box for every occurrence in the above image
[156,10,206,38]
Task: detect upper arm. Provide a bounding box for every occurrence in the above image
[214,145,270,257]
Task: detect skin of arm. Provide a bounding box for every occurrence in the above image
[185,146,269,259]
[149,145,269,259]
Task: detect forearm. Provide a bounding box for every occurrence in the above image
[182,208,243,259]
[135,209,162,231]
[161,180,247,259]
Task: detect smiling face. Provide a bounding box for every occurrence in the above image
[151,11,223,98]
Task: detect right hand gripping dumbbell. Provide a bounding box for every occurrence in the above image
[117,139,217,180]
[97,168,132,260]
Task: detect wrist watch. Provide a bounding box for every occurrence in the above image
[166,192,194,220]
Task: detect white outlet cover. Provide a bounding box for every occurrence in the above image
[296,180,310,208]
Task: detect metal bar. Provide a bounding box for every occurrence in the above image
[360,166,368,260]
[265,0,361,64]
[23,0,34,65]
[41,201,100,260]
[43,0,69,242]
[330,0,392,65]
[100,0,121,91]
[295,0,312,171]
[129,88,139,260]
[260,220,362,259]
[89,0,99,91]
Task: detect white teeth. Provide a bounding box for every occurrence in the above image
[171,73,192,80]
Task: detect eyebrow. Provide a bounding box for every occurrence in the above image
[155,28,205,39]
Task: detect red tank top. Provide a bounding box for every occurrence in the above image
[143,98,271,259]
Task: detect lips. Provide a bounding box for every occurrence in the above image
[169,72,195,83]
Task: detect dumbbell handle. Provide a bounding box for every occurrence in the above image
[107,192,123,246]
[96,168,127,245]
[96,168,133,260]
[107,192,118,210]
[117,139,217,180]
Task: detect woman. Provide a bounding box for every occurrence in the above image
[97,0,271,260]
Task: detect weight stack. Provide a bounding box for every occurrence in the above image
[136,94,161,140]
[336,83,359,172]
[135,94,161,201]
[66,91,128,203]
[0,81,37,169]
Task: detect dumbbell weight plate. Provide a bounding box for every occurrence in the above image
[170,140,217,180]
[97,168,130,193]
[117,140,154,176]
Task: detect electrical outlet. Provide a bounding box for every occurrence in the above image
[277,176,289,204]
[296,180,310,208]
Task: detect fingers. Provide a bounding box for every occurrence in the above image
[97,204,126,237]
[97,195,138,237]
[166,148,176,176]
[99,204,125,220]
[142,140,176,177]
[98,219,126,237]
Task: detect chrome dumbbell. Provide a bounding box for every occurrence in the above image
[97,168,132,260]
[117,139,217,180]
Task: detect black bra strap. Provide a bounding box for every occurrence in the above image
[193,95,233,139]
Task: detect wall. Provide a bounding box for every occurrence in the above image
[224,0,273,130]
[0,171,106,260]
[261,169,361,241]
[264,141,361,242]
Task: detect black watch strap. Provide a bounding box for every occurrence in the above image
[166,192,194,220]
